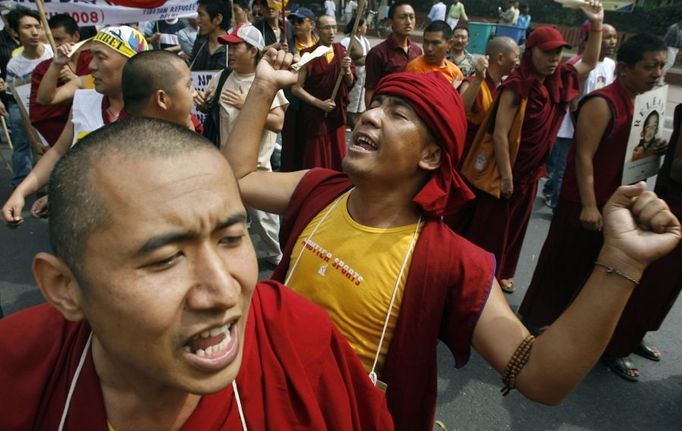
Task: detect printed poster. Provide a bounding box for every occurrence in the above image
[622,85,668,185]
[191,70,220,124]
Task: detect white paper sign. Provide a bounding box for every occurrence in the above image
[191,70,220,123]
[622,85,668,185]
[2,0,198,27]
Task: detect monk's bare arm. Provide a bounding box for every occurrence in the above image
[2,117,74,224]
[573,2,604,80]
[458,79,481,113]
[575,97,610,230]
[473,184,681,405]
[37,51,85,105]
[670,120,682,183]
[222,49,307,215]
[291,67,321,108]
[492,88,518,198]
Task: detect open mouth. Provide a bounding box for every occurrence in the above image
[183,320,240,371]
[349,134,378,152]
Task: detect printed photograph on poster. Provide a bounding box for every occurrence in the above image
[622,85,668,185]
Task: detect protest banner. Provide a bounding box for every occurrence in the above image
[1,0,198,27]
[622,85,668,185]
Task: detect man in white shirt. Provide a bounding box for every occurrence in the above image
[427,0,446,23]
[4,7,53,187]
[324,0,336,18]
[216,23,288,265]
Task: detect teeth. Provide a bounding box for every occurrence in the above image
[201,330,210,339]
[210,324,228,337]
[183,345,190,353]
[196,348,206,357]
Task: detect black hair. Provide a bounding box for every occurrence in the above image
[453,24,469,36]
[47,14,79,35]
[388,1,413,19]
[198,0,233,30]
[424,20,452,40]
[616,33,666,66]
[6,6,41,34]
[234,0,250,10]
[49,118,217,284]
[344,16,365,35]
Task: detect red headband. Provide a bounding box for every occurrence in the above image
[374,72,474,216]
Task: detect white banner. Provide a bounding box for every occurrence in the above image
[3,0,198,27]
[622,85,668,185]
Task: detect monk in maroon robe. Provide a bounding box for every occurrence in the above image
[224,47,680,430]
[463,5,605,293]
[520,34,674,382]
[0,118,392,430]
[290,15,354,171]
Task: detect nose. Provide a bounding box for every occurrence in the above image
[359,102,382,128]
[186,245,240,311]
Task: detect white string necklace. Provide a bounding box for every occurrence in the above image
[59,331,248,430]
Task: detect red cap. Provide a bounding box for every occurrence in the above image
[526,26,571,51]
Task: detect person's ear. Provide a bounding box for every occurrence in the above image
[155,89,169,110]
[446,38,454,50]
[419,143,442,171]
[213,13,223,26]
[33,253,85,322]
[73,31,80,43]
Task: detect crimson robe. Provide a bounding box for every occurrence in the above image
[519,80,633,328]
[299,43,353,171]
[464,59,579,280]
[0,280,393,430]
[272,168,495,431]
[29,52,92,146]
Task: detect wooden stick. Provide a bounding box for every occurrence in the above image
[1,117,12,151]
[326,0,367,117]
[35,0,57,53]
[330,0,367,101]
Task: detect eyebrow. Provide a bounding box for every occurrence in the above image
[135,212,247,256]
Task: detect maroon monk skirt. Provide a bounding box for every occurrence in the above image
[465,180,538,280]
[519,199,603,326]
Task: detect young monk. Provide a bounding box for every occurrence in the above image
[520,34,672,382]
[0,118,392,430]
[463,1,605,293]
[222,47,681,430]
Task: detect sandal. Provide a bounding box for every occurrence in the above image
[633,341,661,362]
[500,279,515,294]
[601,356,639,382]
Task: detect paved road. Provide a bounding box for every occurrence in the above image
[1,38,681,429]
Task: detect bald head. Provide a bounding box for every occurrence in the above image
[486,36,518,57]
[122,50,191,117]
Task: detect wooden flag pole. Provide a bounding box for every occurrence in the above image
[326,0,367,117]
[35,0,57,53]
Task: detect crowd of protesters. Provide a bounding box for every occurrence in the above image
[0,0,681,430]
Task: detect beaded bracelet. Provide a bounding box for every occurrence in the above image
[594,262,640,286]
[501,334,536,396]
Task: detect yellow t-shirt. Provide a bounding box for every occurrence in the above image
[285,191,422,372]
[406,55,464,87]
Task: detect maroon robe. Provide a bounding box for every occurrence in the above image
[271,168,495,431]
[605,103,682,356]
[302,43,353,170]
[464,54,580,280]
[0,280,393,430]
[519,80,634,327]
[29,52,92,146]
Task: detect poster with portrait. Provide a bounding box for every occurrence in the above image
[621,85,668,185]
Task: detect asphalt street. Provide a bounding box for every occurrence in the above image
[1,36,682,430]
